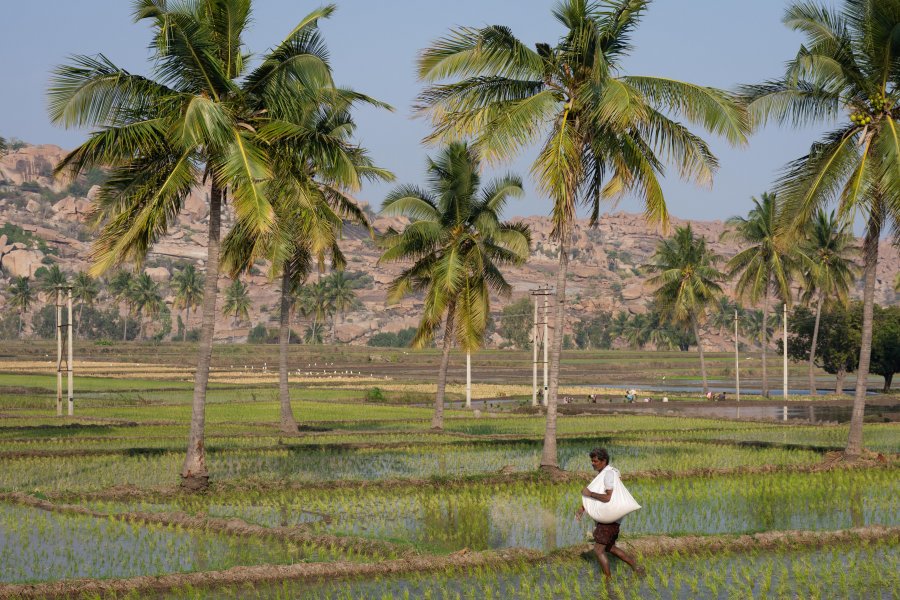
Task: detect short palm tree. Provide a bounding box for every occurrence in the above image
[8,276,34,337]
[108,270,134,341]
[326,271,358,343]
[724,193,795,397]
[71,271,100,338]
[171,265,204,341]
[298,281,334,345]
[38,265,69,300]
[129,273,162,340]
[797,210,858,395]
[646,225,725,395]
[49,0,346,489]
[222,279,251,341]
[740,0,900,456]
[378,142,530,430]
[417,0,749,465]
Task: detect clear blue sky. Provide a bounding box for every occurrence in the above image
[0,0,837,224]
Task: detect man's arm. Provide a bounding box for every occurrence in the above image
[581,486,613,503]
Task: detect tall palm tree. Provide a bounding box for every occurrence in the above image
[417,0,749,466]
[71,271,100,338]
[108,270,134,341]
[129,273,162,340]
[326,271,358,343]
[724,194,795,397]
[171,264,204,341]
[379,142,530,430]
[49,0,344,490]
[222,279,251,342]
[647,224,725,395]
[8,276,34,337]
[798,210,857,395]
[740,0,900,456]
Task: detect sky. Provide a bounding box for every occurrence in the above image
[0,0,840,225]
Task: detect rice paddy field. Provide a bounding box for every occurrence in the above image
[0,343,897,599]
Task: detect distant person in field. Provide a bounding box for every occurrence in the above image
[575,448,644,578]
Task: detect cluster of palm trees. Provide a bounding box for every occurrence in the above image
[45,0,898,487]
[646,198,857,398]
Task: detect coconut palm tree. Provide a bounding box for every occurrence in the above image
[8,276,33,337]
[741,0,900,456]
[71,271,100,338]
[171,265,204,342]
[0,136,7,157]
[379,142,530,430]
[417,0,749,465]
[326,271,358,343]
[37,264,68,300]
[646,225,725,395]
[797,210,858,395]
[108,270,134,341]
[724,194,795,397]
[49,0,346,489]
[129,273,162,340]
[222,279,251,342]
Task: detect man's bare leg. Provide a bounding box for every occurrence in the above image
[593,543,612,577]
[610,545,645,575]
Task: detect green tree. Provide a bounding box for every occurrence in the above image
[50,1,345,489]
[870,305,900,392]
[741,0,900,455]
[107,270,134,341]
[499,297,533,349]
[724,193,795,397]
[797,210,858,395]
[417,0,749,465]
[171,264,204,342]
[129,273,162,340]
[71,271,100,338]
[8,276,34,337]
[787,304,859,395]
[0,136,7,157]
[222,279,251,341]
[296,281,333,345]
[574,312,614,350]
[647,224,725,395]
[379,142,530,429]
[37,264,68,299]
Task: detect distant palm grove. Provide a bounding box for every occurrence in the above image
[0,0,889,488]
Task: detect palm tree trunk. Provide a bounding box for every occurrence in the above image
[761,287,769,398]
[183,307,189,342]
[541,228,569,470]
[122,303,128,341]
[76,304,84,338]
[181,183,222,491]
[883,372,893,393]
[846,210,882,458]
[278,266,299,434]
[691,313,708,396]
[432,304,456,430]
[808,292,823,396]
[139,312,145,341]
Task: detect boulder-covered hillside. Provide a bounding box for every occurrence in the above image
[1,143,898,348]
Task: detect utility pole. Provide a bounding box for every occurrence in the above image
[783,302,788,399]
[542,292,549,407]
[56,289,62,417]
[532,294,538,407]
[734,309,740,402]
[67,288,74,416]
[530,286,553,407]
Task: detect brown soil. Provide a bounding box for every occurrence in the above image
[0,527,895,600]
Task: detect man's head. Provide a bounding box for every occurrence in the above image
[589,447,609,472]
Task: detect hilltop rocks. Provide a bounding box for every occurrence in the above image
[0,145,67,190]
[52,196,92,221]
[144,266,171,283]
[0,248,44,278]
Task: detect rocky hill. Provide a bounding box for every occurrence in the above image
[1,143,898,349]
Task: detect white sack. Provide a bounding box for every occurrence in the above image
[582,466,641,524]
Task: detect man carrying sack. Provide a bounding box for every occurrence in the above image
[575,447,645,578]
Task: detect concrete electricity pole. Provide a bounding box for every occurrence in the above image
[783,302,788,399]
[734,309,740,402]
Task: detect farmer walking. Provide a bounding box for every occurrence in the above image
[575,448,644,578]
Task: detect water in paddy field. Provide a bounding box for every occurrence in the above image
[569,401,898,423]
